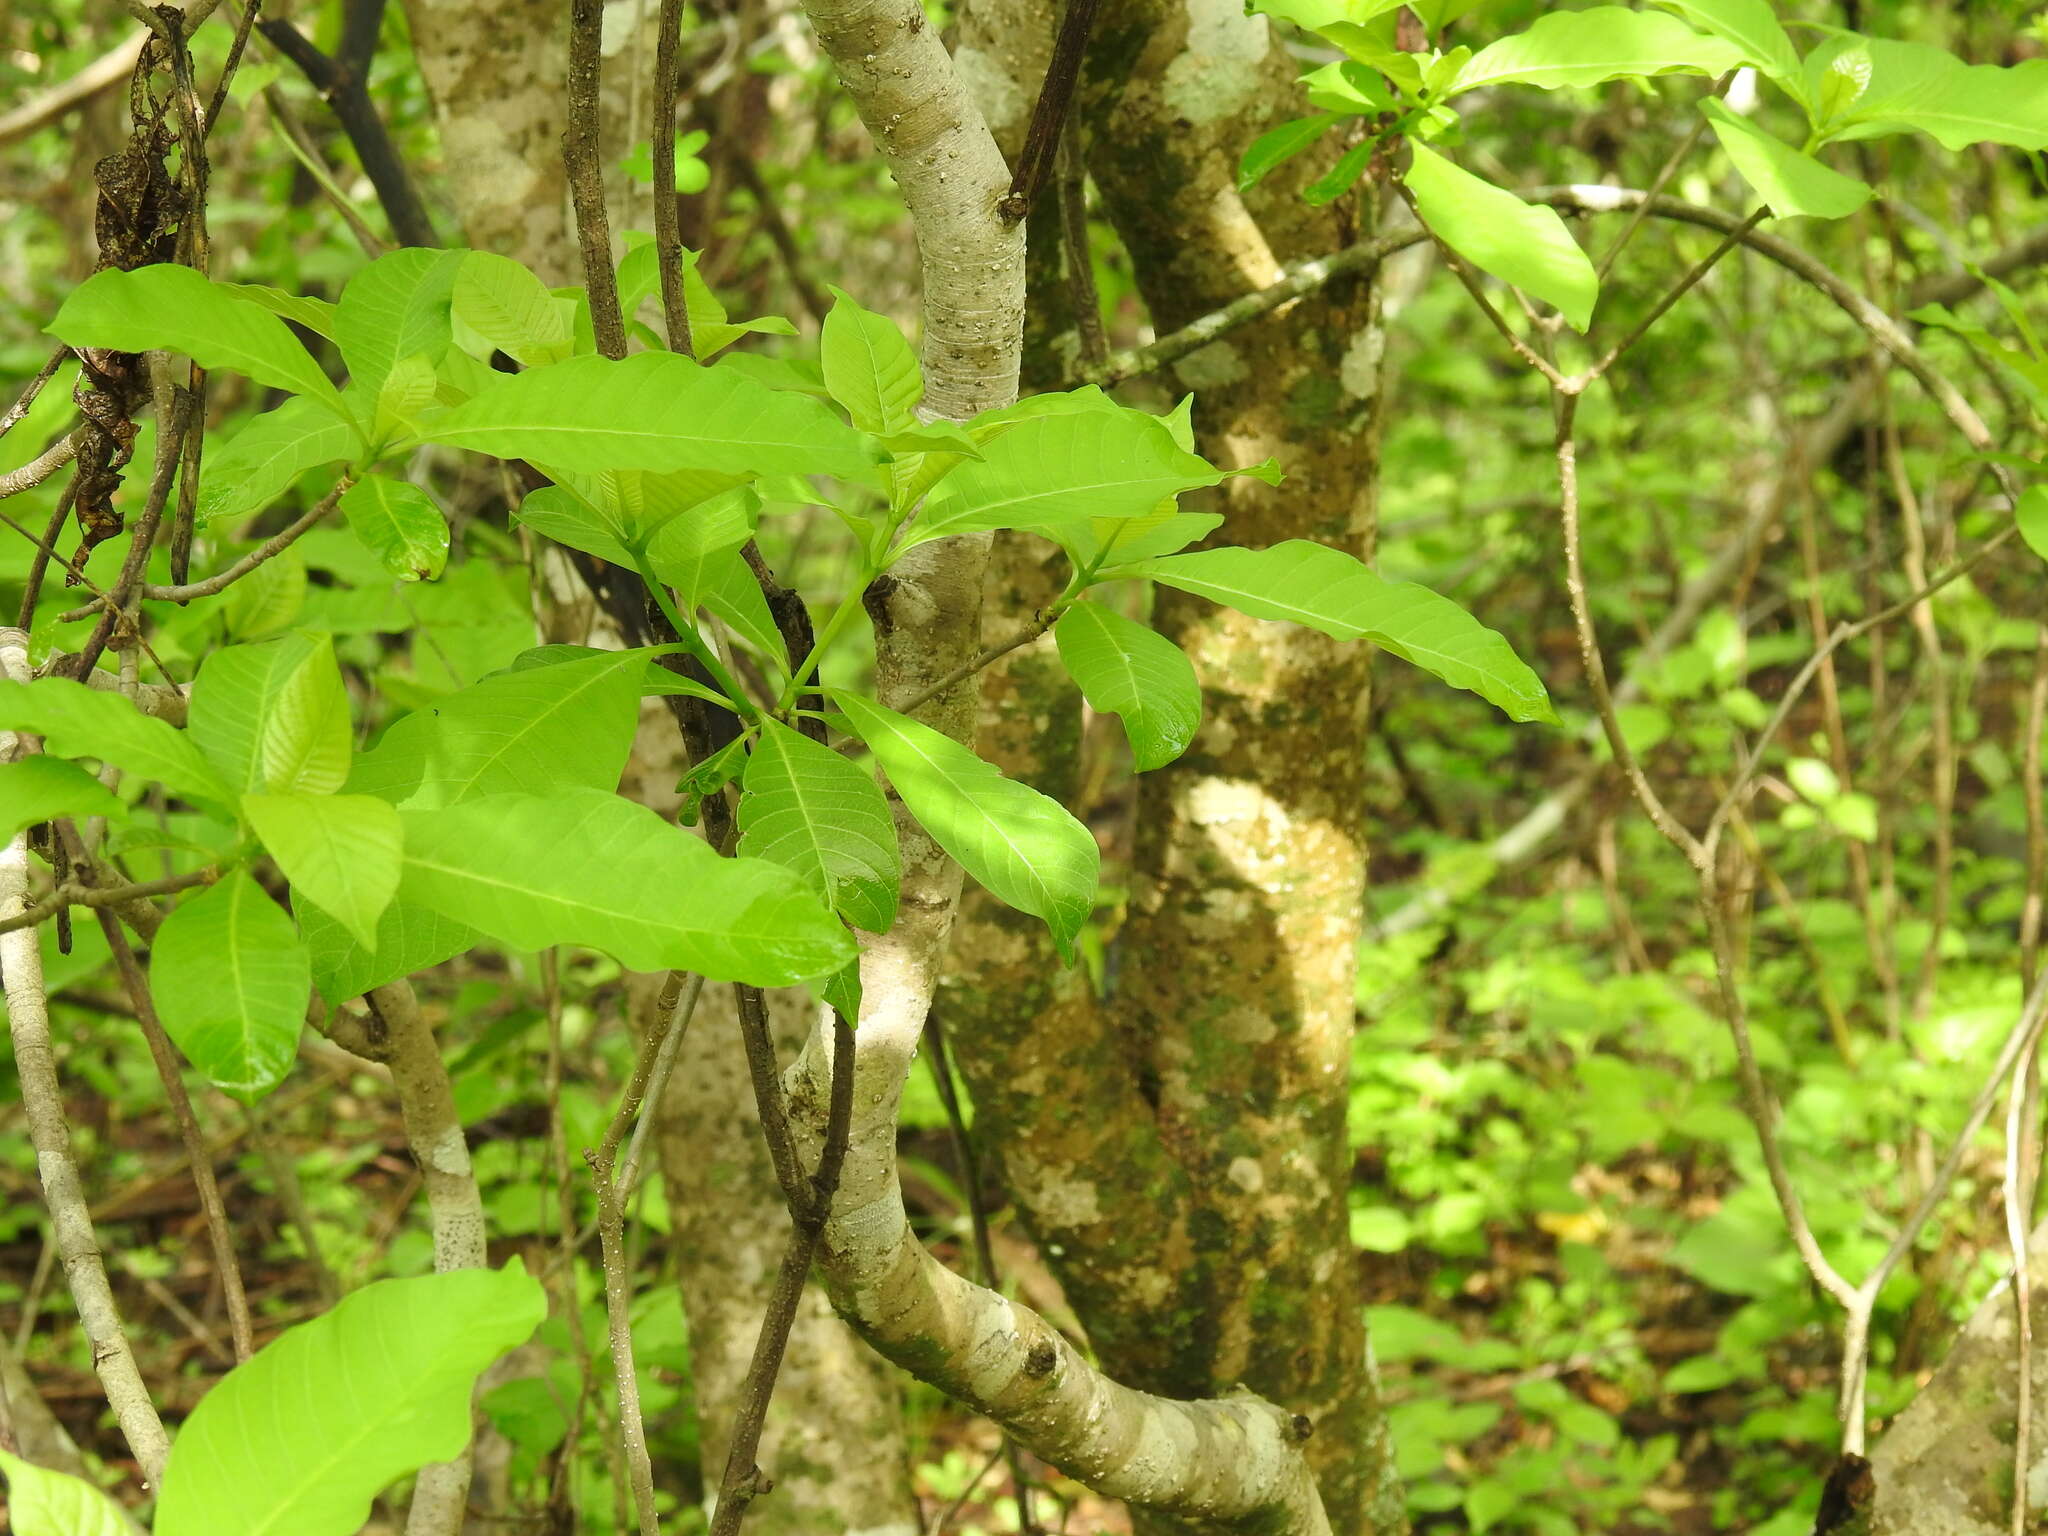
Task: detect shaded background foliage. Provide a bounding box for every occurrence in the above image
[2,0,2047,1533]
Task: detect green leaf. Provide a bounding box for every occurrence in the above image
[49,265,347,417]
[1303,64,1392,114]
[1303,138,1379,207]
[1700,99,1873,219]
[369,352,438,444]
[195,398,358,525]
[255,633,353,794]
[451,250,573,366]
[419,352,870,479]
[150,871,310,1100]
[1831,38,2048,151]
[153,1263,547,1536]
[334,247,463,401]
[0,677,232,806]
[340,475,450,581]
[1466,1478,1516,1534]
[1054,603,1201,772]
[347,647,646,811]
[1113,541,1556,723]
[221,549,307,639]
[514,484,636,566]
[191,633,342,795]
[220,281,339,338]
[0,756,126,842]
[1060,511,1223,569]
[1404,145,1598,331]
[0,1451,133,1536]
[245,792,403,952]
[2018,487,2048,564]
[303,897,476,1005]
[834,693,1098,958]
[914,405,1221,545]
[1238,115,1338,193]
[821,286,922,435]
[1652,0,1800,86]
[398,789,856,984]
[740,718,901,932]
[1451,7,1744,94]
[697,545,788,667]
[649,486,764,602]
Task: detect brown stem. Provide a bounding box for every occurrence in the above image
[0,867,219,938]
[997,0,1102,225]
[565,0,629,362]
[707,1005,856,1536]
[96,912,256,1361]
[651,0,696,358]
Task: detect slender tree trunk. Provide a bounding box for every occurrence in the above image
[943,4,1403,1531]
[654,982,918,1536]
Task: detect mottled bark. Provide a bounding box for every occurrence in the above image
[943,4,1402,1531]
[398,0,577,280]
[1871,1219,2048,1535]
[654,982,917,1536]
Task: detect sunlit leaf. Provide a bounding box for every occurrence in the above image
[1054,603,1202,772]
[1403,145,1598,330]
[740,717,900,932]
[150,871,309,1101]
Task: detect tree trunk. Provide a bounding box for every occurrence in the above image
[942,3,1403,1531]
[654,983,919,1536]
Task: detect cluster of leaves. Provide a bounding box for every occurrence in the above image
[1240,0,2048,329]
[9,248,1554,1104]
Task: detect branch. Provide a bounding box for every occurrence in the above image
[0,867,217,938]
[0,32,149,147]
[996,0,1102,224]
[367,979,487,1536]
[257,0,440,247]
[0,628,170,1483]
[0,427,86,500]
[564,0,628,362]
[96,911,256,1361]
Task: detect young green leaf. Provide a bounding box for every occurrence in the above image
[1054,603,1202,772]
[1450,7,1745,94]
[245,792,403,952]
[1652,0,1801,86]
[835,693,1099,957]
[740,717,901,932]
[451,249,573,366]
[259,633,352,794]
[821,286,922,435]
[1829,37,2048,151]
[0,756,126,842]
[220,281,340,338]
[1303,138,1378,206]
[221,548,308,639]
[191,633,342,795]
[398,789,857,984]
[1055,511,1223,569]
[0,676,233,806]
[515,484,637,566]
[2018,486,2048,564]
[696,544,788,667]
[1404,145,1598,331]
[1303,63,1392,114]
[912,406,1221,545]
[1239,115,1339,193]
[1701,99,1873,219]
[334,247,464,401]
[153,1264,547,1536]
[420,351,870,479]
[150,871,311,1100]
[347,647,646,810]
[0,1451,133,1536]
[340,474,450,581]
[303,897,477,1005]
[1112,541,1556,723]
[49,264,347,417]
[195,398,359,524]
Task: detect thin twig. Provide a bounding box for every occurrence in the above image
[0,628,170,1483]
[651,0,695,357]
[707,1005,857,1536]
[96,911,256,1361]
[565,0,629,361]
[0,428,86,501]
[0,867,219,938]
[997,0,1102,224]
[0,349,70,441]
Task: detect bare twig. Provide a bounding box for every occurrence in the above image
[651,0,695,357]
[0,428,86,500]
[565,0,629,362]
[0,628,170,1483]
[998,0,1102,224]
[0,867,219,938]
[96,911,256,1361]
